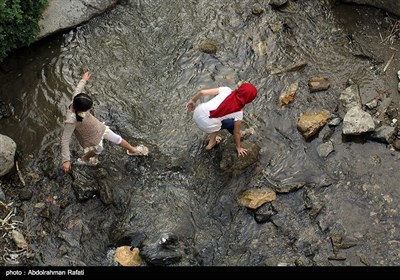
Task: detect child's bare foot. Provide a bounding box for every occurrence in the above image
[240,127,255,137]
[127,144,149,156]
[205,136,222,150]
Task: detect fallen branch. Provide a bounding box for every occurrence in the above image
[1,209,14,226]
[380,19,399,45]
[15,161,26,187]
[383,53,395,72]
[0,201,13,208]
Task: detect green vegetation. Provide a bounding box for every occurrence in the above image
[0,0,48,61]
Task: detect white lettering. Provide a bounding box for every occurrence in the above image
[27,270,66,276]
[6,270,22,276]
[68,269,85,275]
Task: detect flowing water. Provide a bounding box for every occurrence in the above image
[1,0,400,266]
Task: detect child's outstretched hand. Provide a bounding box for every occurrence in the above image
[186,99,196,112]
[62,161,71,173]
[82,71,91,81]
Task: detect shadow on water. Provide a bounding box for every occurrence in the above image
[1,0,400,266]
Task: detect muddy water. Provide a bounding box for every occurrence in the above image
[1,0,400,266]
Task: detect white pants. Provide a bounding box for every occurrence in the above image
[83,126,122,155]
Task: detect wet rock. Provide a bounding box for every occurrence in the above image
[367,125,397,144]
[338,84,362,119]
[340,0,400,18]
[39,208,50,219]
[328,117,341,126]
[140,233,182,266]
[270,22,284,33]
[269,182,305,194]
[271,60,307,75]
[331,234,357,256]
[71,169,98,201]
[254,202,277,223]
[34,202,45,209]
[392,138,400,151]
[237,188,276,209]
[328,255,346,261]
[308,76,331,92]
[294,255,313,266]
[12,230,28,249]
[220,141,260,173]
[199,41,218,55]
[115,246,143,266]
[58,197,71,209]
[252,40,268,56]
[98,182,114,205]
[366,99,378,110]
[58,244,68,256]
[279,82,299,106]
[0,134,16,177]
[0,101,12,119]
[342,107,375,135]
[317,140,334,158]
[283,16,296,29]
[158,233,179,249]
[385,101,398,119]
[269,0,288,9]
[116,232,147,249]
[359,254,371,266]
[18,189,33,201]
[140,245,182,266]
[251,4,264,15]
[278,0,300,13]
[38,0,119,39]
[309,204,324,220]
[322,126,335,141]
[297,110,330,140]
[297,241,315,257]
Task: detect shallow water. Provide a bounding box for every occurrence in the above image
[1,0,400,266]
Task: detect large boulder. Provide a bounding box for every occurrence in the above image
[220,141,260,173]
[340,0,400,18]
[38,0,120,39]
[0,134,16,176]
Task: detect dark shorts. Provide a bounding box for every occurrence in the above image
[221,118,234,134]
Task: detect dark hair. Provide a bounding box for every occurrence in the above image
[73,93,93,122]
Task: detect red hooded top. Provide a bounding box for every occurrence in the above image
[209,83,258,118]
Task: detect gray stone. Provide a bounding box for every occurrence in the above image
[199,41,218,55]
[340,0,400,18]
[317,141,334,158]
[338,84,362,119]
[19,189,33,201]
[328,117,341,126]
[368,125,397,144]
[0,134,16,177]
[342,107,375,135]
[269,0,288,8]
[38,0,120,39]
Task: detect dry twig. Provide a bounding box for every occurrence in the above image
[383,53,395,72]
[15,161,26,187]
